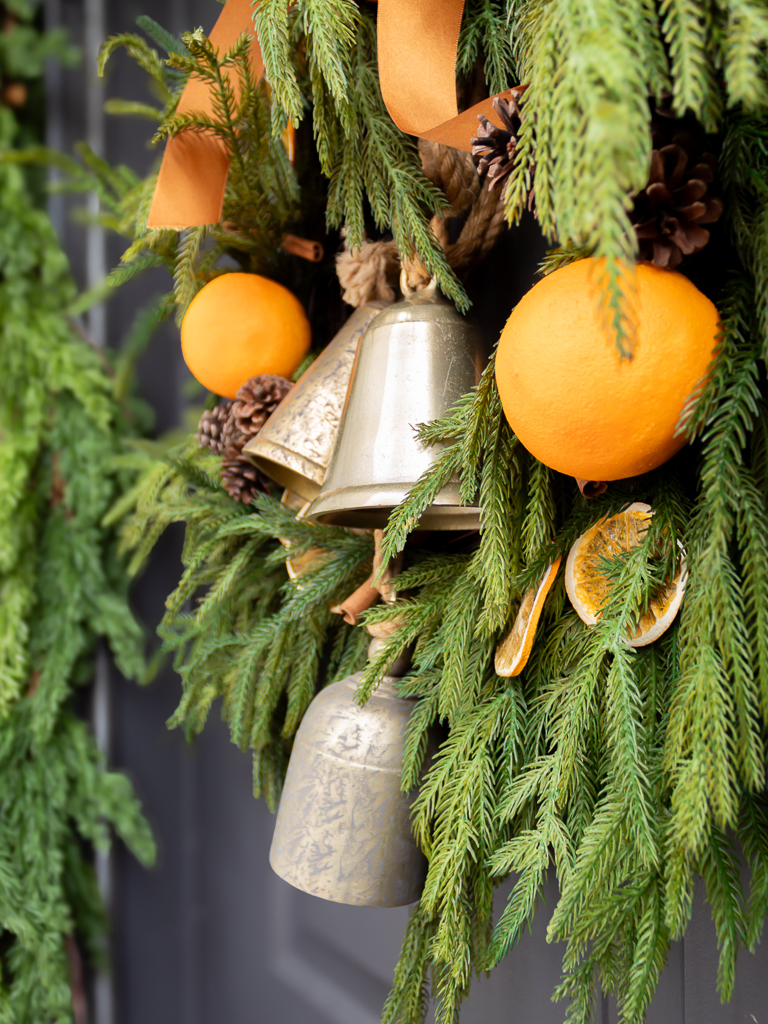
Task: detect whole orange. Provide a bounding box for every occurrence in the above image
[181,273,311,398]
[495,259,721,480]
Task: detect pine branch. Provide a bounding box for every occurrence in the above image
[659,0,720,128]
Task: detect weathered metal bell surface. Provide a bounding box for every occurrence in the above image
[269,669,431,907]
[304,280,488,529]
[243,301,389,502]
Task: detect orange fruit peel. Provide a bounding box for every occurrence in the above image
[181,273,311,399]
[495,557,561,677]
[565,502,687,647]
[286,547,329,581]
[495,258,721,480]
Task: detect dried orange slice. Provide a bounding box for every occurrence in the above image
[286,546,329,580]
[279,490,329,581]
[565,502,687,647]
[495,557,561,677]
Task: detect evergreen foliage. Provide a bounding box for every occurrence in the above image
[0,0,79,161]
[112,444,374,809]
[103,1,768,1022]
[0,19,154,1020]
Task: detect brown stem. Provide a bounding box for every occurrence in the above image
[282,234,324,262]
[50,452,66,508]
[65,935,89,1024]
[331,575,379,625]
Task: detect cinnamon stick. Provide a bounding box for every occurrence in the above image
[575,478,608,498]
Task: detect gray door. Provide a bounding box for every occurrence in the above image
[109,695,768,1024]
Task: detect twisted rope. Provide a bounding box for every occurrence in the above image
[337,140,506,303]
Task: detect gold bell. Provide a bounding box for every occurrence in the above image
[243,302,389,502]
[269,640,432,907]
[304,277,488,529]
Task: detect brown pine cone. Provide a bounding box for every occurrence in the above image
[199,376,293,502]
[631,116,723,269]
[196,403,237,456]
[471,87,527,190]
[220,447,274,504]
[231,374,293,441]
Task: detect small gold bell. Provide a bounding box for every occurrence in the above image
[304,277,488,529]
[243,302,389,502]
[269,639,432,907]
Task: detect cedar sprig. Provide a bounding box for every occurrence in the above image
[116,442,374,804]
[0,144,155,1013]
[95,22,302,320]
[457,0,514,96]
[253,3,467,309]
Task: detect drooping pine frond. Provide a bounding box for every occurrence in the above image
[117,443,374,807]
[0,159,155,1016]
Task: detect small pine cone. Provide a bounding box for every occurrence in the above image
[231,374,294,441]
[631,114,723,269]
[196,403,235,456]
[471,86,527,190]
[220,447,273,504]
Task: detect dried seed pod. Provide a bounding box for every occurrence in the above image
[231,374,293,440]
[631,114,723,269]
[471,87,527,191]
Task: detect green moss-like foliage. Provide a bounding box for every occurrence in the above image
[0,15,155,1011]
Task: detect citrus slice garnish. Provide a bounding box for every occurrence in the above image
[286,547,329,580]
[565,501,687,647]
[495,557,561,677]
[279,490,329,581]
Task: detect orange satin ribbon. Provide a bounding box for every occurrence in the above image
[377,0,513,151]
[146,0,264,229]
[147,0,509,229]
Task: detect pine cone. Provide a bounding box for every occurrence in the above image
[220,447,274,504]
[231,374,293,440]
[198,376,294,502]
[471,87,527,190]
[196,403,238,456]
[631,116,723,269]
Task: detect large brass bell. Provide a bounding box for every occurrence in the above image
[243,301,389,502]
[269,640,433,907]
[304,277,488,529]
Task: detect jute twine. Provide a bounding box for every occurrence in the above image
[336,140,507,305]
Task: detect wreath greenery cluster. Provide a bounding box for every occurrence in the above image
[68,1,768,1021]
[0,5,154,1016]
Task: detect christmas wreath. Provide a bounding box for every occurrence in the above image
[89,1,768,1021]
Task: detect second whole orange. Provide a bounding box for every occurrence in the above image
[495,258,721,481]
[181,273,311,399]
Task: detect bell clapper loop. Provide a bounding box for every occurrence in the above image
[399,268,438,300]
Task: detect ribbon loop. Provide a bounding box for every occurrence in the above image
[377,0,513,151]
[146,0,514,229]
[147,0,263,229]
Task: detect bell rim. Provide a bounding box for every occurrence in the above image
[305,483,481,531]
[242,438,324,501]
[268,849,426,908]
